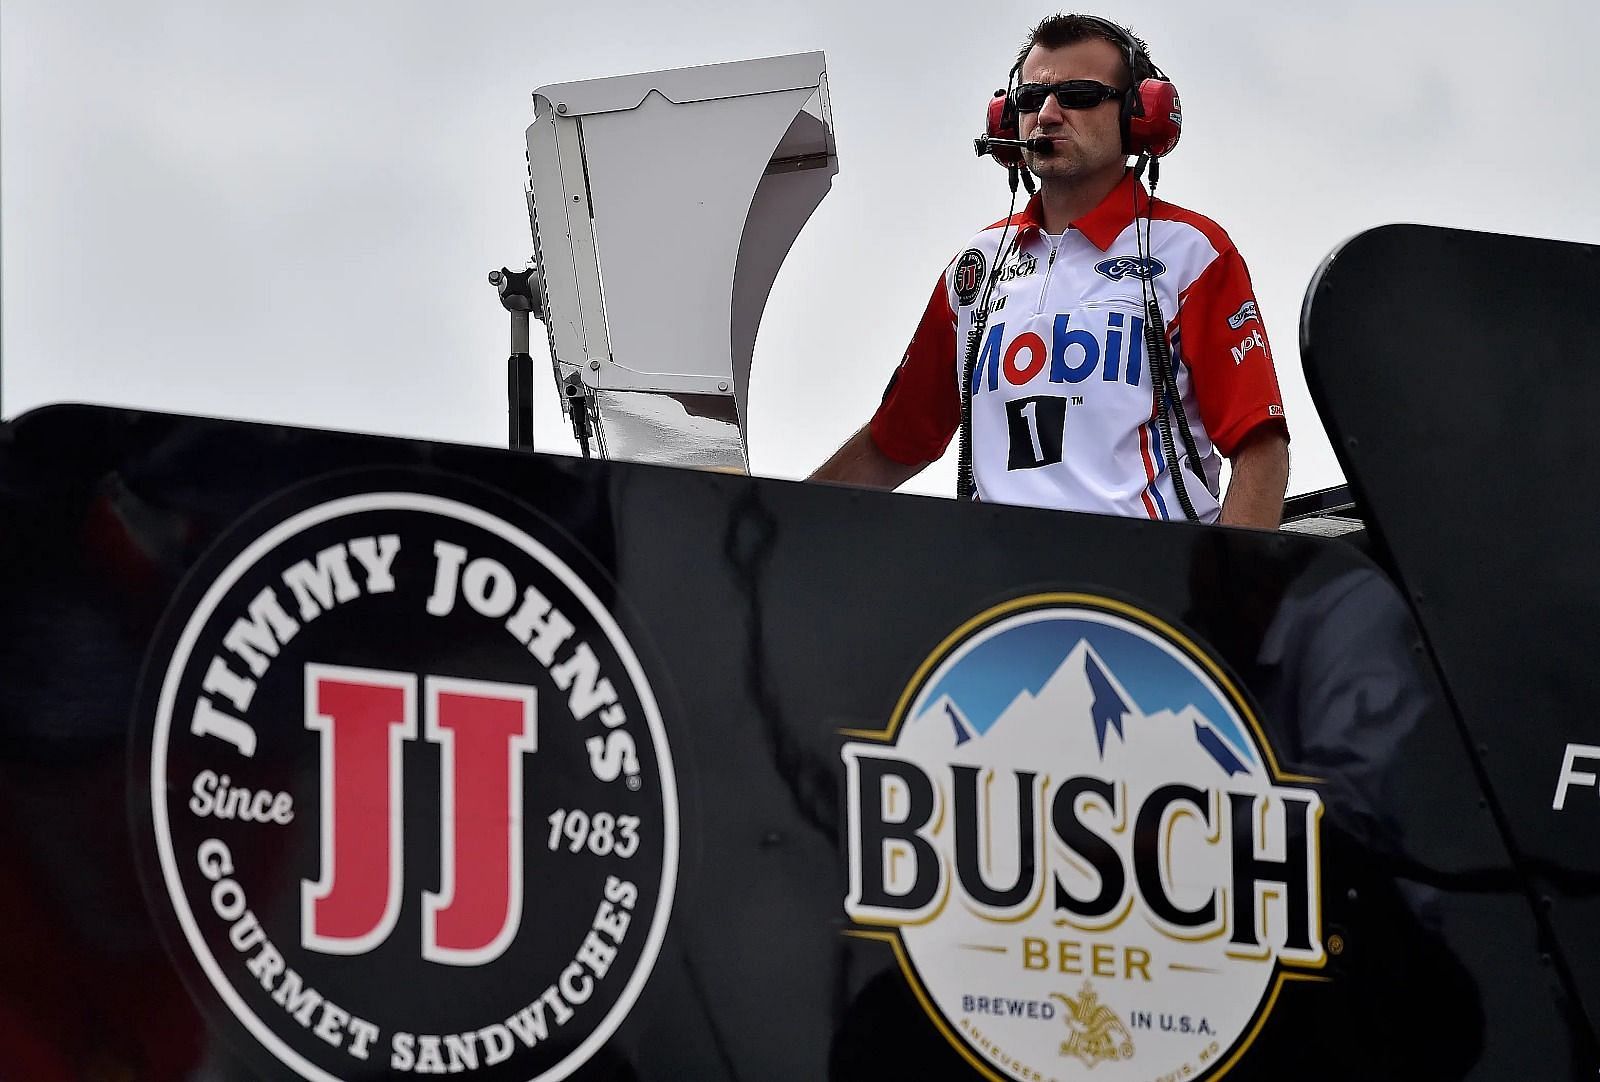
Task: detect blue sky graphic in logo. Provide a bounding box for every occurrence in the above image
[912,608,1258,773]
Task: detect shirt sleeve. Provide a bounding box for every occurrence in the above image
[1174,246,1289,458]
[868,266,960,465]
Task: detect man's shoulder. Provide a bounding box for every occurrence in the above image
[1147,195,1237,258]
[979,206,1034,234]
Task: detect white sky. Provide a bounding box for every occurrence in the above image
[5,0,1599,500]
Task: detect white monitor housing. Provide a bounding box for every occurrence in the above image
[526,53,837,470]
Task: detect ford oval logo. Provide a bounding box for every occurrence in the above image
[1094,256,1166,282]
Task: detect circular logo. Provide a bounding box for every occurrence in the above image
[138,486,677,1081]
[954,248,988,307]
[842,595,1323,1082]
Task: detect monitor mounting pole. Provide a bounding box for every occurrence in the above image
[488,265,541,452]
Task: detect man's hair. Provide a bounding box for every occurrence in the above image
[1012,13,1157,86]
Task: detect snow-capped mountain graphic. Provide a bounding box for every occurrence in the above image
[979,642,1134,763]
[920,694,976,747]
[911,638,1258,777]
[1084,651,1131,756]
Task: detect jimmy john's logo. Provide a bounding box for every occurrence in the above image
[955,248,988,307]
[139,487,677,1082]
[842,595,1323,1082]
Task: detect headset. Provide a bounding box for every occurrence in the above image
[960,16,1203,520]
[977,15,1182,168]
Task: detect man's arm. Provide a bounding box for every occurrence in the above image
[1218,426,1289,529]
[809,424,929,490]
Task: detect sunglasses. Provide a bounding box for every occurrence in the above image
[1012,80,1123,113]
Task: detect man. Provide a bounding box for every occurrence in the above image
[810,14,1289,528]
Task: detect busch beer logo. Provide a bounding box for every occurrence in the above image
[998,251,1039,283]
[842,595,1323,1082]
[1094,255,1166,282]
[139,485,678,1082]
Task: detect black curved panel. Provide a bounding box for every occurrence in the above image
[1302,223,1600,1039]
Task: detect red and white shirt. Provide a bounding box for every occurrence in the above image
[870,171,1287,522]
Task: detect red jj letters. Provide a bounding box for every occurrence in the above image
[302,665,537,966]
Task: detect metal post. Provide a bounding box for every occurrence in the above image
[489,267,542,451]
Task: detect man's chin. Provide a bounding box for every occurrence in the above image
[1025,156,1079,180]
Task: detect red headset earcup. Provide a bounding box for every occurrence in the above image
[1127,79,1181,158]
[985,89,1023,168]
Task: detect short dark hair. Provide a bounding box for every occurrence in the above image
[1012,13,1157,86]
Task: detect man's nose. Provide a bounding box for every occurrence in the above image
[1035,90,1066,127]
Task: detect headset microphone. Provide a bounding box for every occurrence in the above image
[972,135,1057,156]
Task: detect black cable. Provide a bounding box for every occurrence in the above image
[574,399,593,458]
[1132,160,1203,521]
[957,65,1031,502]
[956,168,1024,501]
[1143,163,1205,487]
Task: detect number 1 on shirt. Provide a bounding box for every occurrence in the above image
[1004,395,1067,471]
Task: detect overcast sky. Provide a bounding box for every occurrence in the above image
[5,0,1599,500]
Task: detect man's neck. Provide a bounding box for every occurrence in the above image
[1035,166,1124,235]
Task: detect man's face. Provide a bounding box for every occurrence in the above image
[1017,37,1128,186]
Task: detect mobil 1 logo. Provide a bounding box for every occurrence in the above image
[135,482,678,1082]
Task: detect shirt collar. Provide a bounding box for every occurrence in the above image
[1005,193,1046,239]
[1073,169,1150,251]
[1012,170,1150,251]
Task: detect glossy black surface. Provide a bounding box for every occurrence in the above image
[1302,224,1600,1050]
[0,404,1588,1079]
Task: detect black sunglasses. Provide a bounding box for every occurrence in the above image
[1012,80,1123,113]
